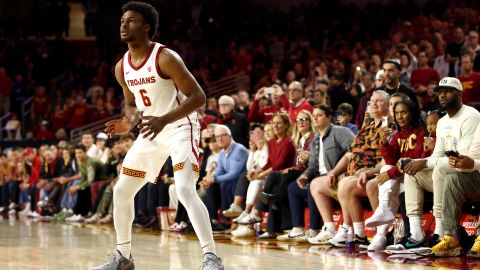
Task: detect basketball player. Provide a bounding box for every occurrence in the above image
[91,2,223,270]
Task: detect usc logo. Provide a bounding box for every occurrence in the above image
[462,81,474,90]
[398,134,418,153]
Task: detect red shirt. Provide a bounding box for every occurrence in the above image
[32,94,51,118]
[87,107,112,123]
[459,72,480,105]
[49,110,67,132]
[285,97,314,123]
[262,136,296,171]
[200,114,216,130]
[0,75,12,96]
[248,98,289,123]
[35,130,54,140]
[410,68,440,88]
[381,127,427,178]
[28,156,42,186]
[68,104,88,129]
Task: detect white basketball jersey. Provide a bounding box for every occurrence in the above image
[122,42,197,126]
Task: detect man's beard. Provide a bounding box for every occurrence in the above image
[439,97,459,111]
[385,77,397,86]
[120,36,133,43]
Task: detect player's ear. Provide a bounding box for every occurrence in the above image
[144,24,150,36]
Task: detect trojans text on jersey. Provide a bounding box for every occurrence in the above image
[126,76,156,87]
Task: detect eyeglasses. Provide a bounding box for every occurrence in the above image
[215,134,230,139]
[295,118,310,123]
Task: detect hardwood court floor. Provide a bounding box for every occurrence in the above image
[0,216,476,270]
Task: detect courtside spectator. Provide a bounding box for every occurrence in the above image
[217,95,249,147]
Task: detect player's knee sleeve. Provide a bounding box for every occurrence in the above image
[173,159,197,204]
[114,174,147,206]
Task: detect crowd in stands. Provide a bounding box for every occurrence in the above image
[4,0,480,260]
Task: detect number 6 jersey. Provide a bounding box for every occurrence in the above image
[121,42,198,126]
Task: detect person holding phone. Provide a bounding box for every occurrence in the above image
[430,122,480,257]
[387,77,480,252]
[364,98,427,251]
[247,85,289,124]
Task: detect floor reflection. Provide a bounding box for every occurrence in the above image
[0,216,476,269]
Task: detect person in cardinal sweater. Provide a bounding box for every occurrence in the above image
[248,85,289,124]
[365,98,428,251]
[217,95,249,147]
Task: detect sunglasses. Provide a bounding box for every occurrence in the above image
[295,118,310,123]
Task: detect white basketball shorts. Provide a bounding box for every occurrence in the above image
[121,120,201,183]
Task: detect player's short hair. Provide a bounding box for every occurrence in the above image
[122,1,159,39]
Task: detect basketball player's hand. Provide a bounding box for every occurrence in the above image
[105,117,132,137]
[138,114,167,140]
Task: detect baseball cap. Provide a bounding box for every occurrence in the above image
[218,95,235,106]
[96,132,109,140]
[435,77,463,92]
[375,69,385,80]
[23,147,35,156]
[384,58,401,69]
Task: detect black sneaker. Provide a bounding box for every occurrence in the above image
[211,222,230,233]
[424,233,440,248]
[386,233,425,251]
[259,192,278,205]
[457,225,475,252]
[180,222,195,233]
[354,234,370,249]
[90,250,134,270]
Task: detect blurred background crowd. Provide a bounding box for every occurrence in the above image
[1,0,480,254]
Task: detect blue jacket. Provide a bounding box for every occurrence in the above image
[214,142,249,183]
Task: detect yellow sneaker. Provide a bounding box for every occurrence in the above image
[467,235,480,258]
[431,235,463,257]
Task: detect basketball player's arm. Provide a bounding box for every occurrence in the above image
[105,61,138,136]
[138,49,206,139]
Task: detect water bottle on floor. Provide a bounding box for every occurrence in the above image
[347,227,354,254]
